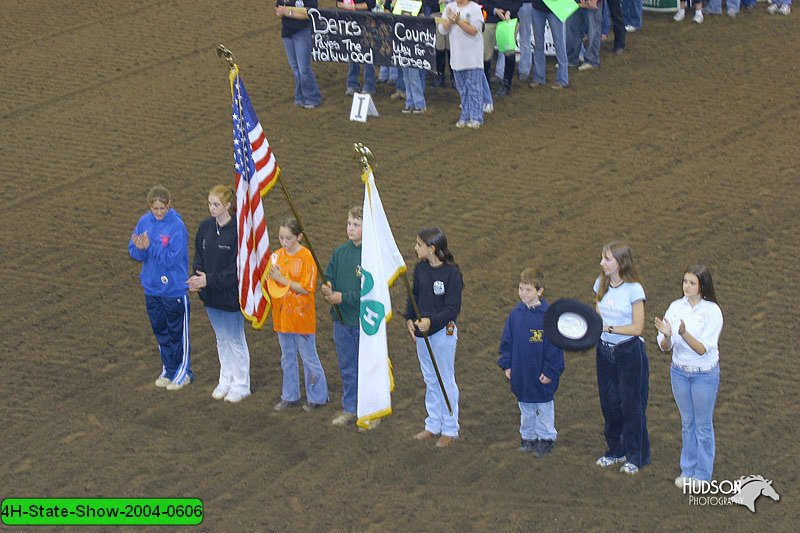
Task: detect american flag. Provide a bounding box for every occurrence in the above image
[231,71,279,329]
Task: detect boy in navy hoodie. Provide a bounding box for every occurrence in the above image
[498,267,565,457]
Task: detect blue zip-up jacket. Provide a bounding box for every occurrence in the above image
[498,299,565,403]
[129,208,189,298]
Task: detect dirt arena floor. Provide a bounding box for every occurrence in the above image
[2,1,799,530]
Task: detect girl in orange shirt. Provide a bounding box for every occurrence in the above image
[268,217,329,412]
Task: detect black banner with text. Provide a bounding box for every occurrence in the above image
[308,9,435,71]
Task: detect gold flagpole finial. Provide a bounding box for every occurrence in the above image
[354,143,375,177]
[216,44,237,69]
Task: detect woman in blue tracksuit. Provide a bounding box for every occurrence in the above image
[129,185,193,390]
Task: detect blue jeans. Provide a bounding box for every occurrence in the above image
[706,0,741,12]
[277,333,329,404]
[602,1,611,36]
[402,68,426,109]
[282,27,321,107]
[519,401,557,441]
[333,321,359,414]
[671,364,720,481]
[146,294,192,384]
[347,62,376,94]
[415,326,459,437]
[596,337,650,467]
[518,4,534,79]
[206,307,250,396]
[533,9,569,87]
[623,0,642,29]
[567,8,603,68]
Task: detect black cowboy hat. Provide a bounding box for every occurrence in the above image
[544,298,603,351]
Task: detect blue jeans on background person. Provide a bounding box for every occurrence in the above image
[518,3,534,79]
[206,307,250,396]
[282,27,321,107]
[415,326,459,437]
[532,9,569,87]
[277,332,329,405]
[740,0,756,7]
[671,364,720,481]
[602,1,611,36]
[596,337,650,467]
[567,7,603,68]
[402,67,427,110]
[347,62,376,94]
[519,401,557,441]
[146,294,192,384]
[623,0,642,29]
[706,0,741,13]
[333,321,359,414]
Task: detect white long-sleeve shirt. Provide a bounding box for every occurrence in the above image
[657,297,723,368]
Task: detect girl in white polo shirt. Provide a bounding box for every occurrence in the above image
[655,264,723,488]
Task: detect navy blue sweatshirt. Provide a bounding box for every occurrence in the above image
[404,260,463,337]
[483,0,522,23]
[192,217,240,312]
[498,300,565,403]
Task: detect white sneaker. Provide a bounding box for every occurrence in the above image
[483,103,493,114]
[673,8,686,21]
[332,412,358,427]
[620,462,639,475]
[578,63,596,72]
[693,9,704,23]
[466,120,481,129]
[675,475,693,488]
[166,378,190,391]
[625,25,638,32]
[224,390,250,403]
[767,4,779,13]
[779,4,791,15]
[211,386,229,400]
[455,120,466,128]
[154,376,170,388]
[596,455,627,468]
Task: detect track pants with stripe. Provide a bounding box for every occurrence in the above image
[146,295,192,385]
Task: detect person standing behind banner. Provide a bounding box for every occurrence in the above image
[530,0,568,88]
[276,0,323,109]
[188,185,251,403]
[567,0,603,72]
[339,0,379,96]
[269,217,329,412]
[655,265,723,488]
[129,185,193,391]
[622,0,642,33]
[593,241,650,475]
[439,0,486,128]
[405,227,463,448]
[321,207,363,427]
[482,0,522,98]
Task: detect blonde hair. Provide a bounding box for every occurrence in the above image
[209,184,234,207]
[596,241,642,302]
[519,267,544,290]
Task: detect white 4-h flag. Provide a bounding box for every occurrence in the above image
[357,169,406,429]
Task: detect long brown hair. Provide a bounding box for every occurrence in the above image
[596,241,642,302]
[685,264,717,303]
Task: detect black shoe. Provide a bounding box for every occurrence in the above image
[518,438,538,452]
[496,86,511,98]
[534,439,555,457]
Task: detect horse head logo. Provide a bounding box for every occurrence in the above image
[729,475,780,513]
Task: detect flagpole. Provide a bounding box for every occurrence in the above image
[354,143,452,416]
[218,45,343,323]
